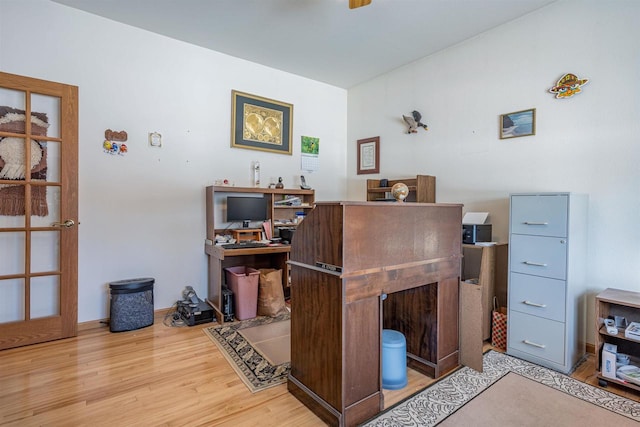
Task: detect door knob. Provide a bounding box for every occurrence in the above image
[52,219,76,228]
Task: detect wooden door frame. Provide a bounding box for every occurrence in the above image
[0,71,78,349]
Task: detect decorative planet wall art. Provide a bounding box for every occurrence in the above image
[549,73,589,99]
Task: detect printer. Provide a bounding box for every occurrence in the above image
[462,212,492,244]
[279,227,296,244]
[462,224,492,244]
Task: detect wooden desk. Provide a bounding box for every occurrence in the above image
[205,243,290,323]
[288,201,463,427]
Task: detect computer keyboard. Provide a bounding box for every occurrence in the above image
[220,242,269,249]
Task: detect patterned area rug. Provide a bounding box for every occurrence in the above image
[203,312,290,393]
[363,350,640,426]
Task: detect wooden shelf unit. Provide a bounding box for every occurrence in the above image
[231,228,262,242]
[595,288,640,392]
[366,174,436,202]
[206,185,315,239]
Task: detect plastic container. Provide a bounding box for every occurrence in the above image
[109,277,155,332]
[224,266,259,320]
[382,329,408,390]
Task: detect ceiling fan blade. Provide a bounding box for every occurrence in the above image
[349,0,372,9]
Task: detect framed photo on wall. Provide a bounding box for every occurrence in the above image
[231,90,293,155]
[500,108,536,139]
[357,136,380,174]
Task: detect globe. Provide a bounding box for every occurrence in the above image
[391,183,409,202]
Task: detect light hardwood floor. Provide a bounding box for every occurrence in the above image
[1,311,638,426]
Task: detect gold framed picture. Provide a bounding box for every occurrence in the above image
[231,90,293,155]
[357,136,380,174]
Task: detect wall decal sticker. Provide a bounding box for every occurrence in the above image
[103,129,128,155]
[549,73,589,98]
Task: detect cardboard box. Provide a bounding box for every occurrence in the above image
[459,280,484,373]
[601,343,617,379]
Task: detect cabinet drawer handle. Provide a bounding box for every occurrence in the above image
[523,300,547,308]
[523,221,549,226]
[523,261,548,267]
[523,340,546,349]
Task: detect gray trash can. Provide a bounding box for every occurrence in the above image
[109,277,155,332]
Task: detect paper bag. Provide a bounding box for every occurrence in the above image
[491,296,508,350]
[257,268,287,317]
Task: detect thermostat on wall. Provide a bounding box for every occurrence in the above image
[149,132,162,147]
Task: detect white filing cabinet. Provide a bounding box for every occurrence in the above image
[507,193,588,374]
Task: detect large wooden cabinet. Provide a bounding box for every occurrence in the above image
[288,201,463,427]
[595,288,640,391]
[366,175,435,202]
[507,192,588,374]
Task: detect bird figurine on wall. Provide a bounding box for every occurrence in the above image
[403,110,428,134]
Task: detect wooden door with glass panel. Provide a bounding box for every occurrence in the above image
[0,72,78,350]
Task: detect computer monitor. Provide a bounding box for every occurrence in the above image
[226,196,267,228]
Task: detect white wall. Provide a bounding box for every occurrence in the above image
[1,0,638,340]
[0,0,348,321]
[347,0,640,339]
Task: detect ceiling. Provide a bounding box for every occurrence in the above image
[52,0,556,89]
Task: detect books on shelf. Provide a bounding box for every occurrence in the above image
[625,322,640,340]
[274,196,302,206]
[617,364,640,386]
[262,220,272,240]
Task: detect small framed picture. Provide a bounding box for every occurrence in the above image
[357,136,380,174]
[500,108,536,139]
